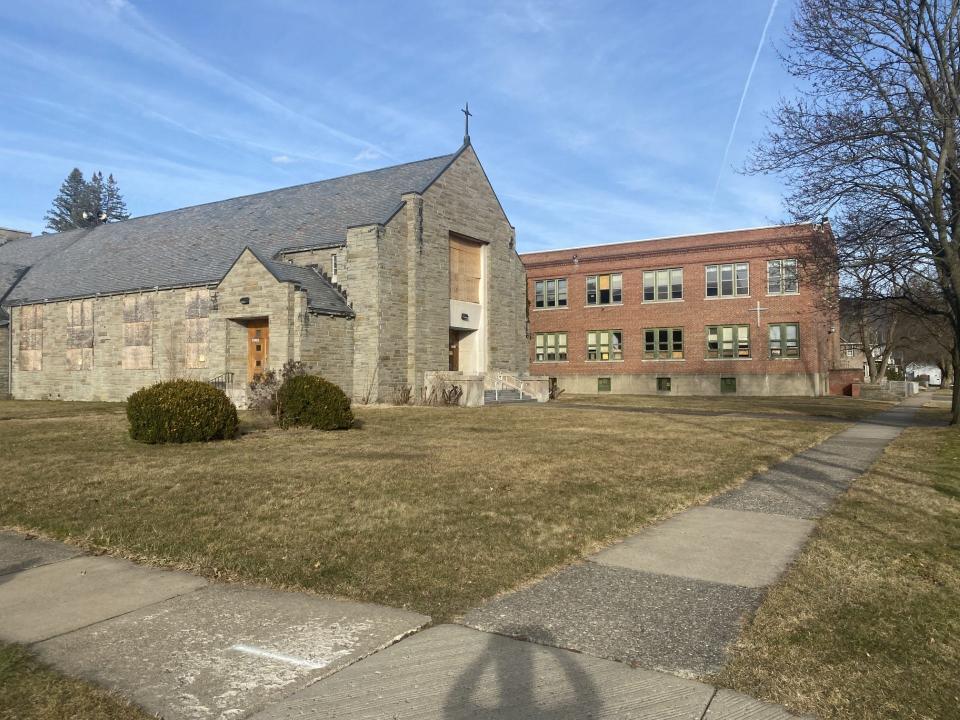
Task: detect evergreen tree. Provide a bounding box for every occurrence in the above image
[43,168,89,232]
[43,169,131,233]
[103,174,130,222]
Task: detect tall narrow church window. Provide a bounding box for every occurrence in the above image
[65,299,94,371]
[122,294,153,370]
[18,305,43,371]
[450,236,482,303]
[184,289,211,369]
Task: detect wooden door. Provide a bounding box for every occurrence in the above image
[247,320,269,383]
[449,330,460,371]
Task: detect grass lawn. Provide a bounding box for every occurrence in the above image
[0,643,149,720]
[0,396,865,621]
[713,406,960,720]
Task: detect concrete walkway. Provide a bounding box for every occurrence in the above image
[462,401,920,680]
[0,399,924,719]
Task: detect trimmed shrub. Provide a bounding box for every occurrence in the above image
[127,380,239,443]
[277,375,353,430]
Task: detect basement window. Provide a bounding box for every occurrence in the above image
[597,377,611,392]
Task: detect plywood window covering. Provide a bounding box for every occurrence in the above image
[18,305,43,371]
[184,289,210,369]
[65,299,94,371]
[122,295,154,370]
[450,237,482,303]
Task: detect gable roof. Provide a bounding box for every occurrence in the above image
[0,151,459,307]
[245,247,353,317]
[0,262,29,326]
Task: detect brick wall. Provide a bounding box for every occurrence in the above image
[522,225,839,396]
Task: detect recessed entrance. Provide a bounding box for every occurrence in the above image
[449,330,461,371]
[246,319,269,383]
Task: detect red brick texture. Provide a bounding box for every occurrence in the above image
[520,224,841,395]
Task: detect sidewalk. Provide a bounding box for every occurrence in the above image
[0,399,923,719]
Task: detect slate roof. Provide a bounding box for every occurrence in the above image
[0,151,459,310]
[0,262,29,325]
[248,248,354,317]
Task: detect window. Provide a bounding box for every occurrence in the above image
[184,289,211,369]
[586,273,622,305]
[330,253,338,280]
[535,332,568,362]
[587,330,623,361]
[598,377,611,392]
[706,325,751,359]
[534,278,568,309]
[450,236,483,303]
[65,299,94,371]
[769,323,800,358]
[18,305,43,372]
[706,263,750,298]
[657,377,671,392]
[122,295,153,369]
[643,328,684,359]
[643,268,683,302]
[768,259,798,294]
[721,377,737,394]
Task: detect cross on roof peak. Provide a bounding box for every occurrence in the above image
[461,102,472,145]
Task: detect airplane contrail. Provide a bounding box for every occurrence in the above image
[710,0,779,208]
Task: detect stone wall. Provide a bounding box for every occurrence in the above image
[415,145,529,386]
[8,250,333,401]
[299,313,355,396]
[0,325,9,397]
[9,287,221,401]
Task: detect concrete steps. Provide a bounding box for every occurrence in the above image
[484,389,536,405]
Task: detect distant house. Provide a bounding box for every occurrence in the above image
[521,223,848,396]
[0,143,529,404]
[906,363,943,387]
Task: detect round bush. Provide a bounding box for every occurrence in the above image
[127,380,239,444]
[277,375,353,430]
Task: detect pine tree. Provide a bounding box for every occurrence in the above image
[43,169,131,232]
[44,168,88,232]
[103,174,130,222]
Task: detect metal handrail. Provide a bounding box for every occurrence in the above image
[209,372,234,392]
[495,371,529,401]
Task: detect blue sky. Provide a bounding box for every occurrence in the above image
[0,0,797,252]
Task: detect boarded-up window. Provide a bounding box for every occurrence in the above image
[65,299,94,371]
[123,295,153,370]
[450,236,482,303]
[18,305,43,371]
[184,289,210,369]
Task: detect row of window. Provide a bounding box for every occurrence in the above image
[534,323,800,362]
[533,260,799,308]
[17,290,211,372]
[595,376,741,393]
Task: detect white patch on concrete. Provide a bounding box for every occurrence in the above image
[228,644,332,669]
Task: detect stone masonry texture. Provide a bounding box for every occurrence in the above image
[5,145,530,403]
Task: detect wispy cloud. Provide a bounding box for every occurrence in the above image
[711,0,779,206]
[271,155,294,164]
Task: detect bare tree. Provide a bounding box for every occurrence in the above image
[751,0,960,423]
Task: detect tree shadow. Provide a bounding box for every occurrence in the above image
[443,625,603,719]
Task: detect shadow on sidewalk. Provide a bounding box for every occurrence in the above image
[443,625,603,719]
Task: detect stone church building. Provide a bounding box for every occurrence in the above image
[0,142,530,404]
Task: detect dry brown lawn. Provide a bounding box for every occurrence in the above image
[713,407,960,720]
[0,643,149,720]
[0,398,849,621]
